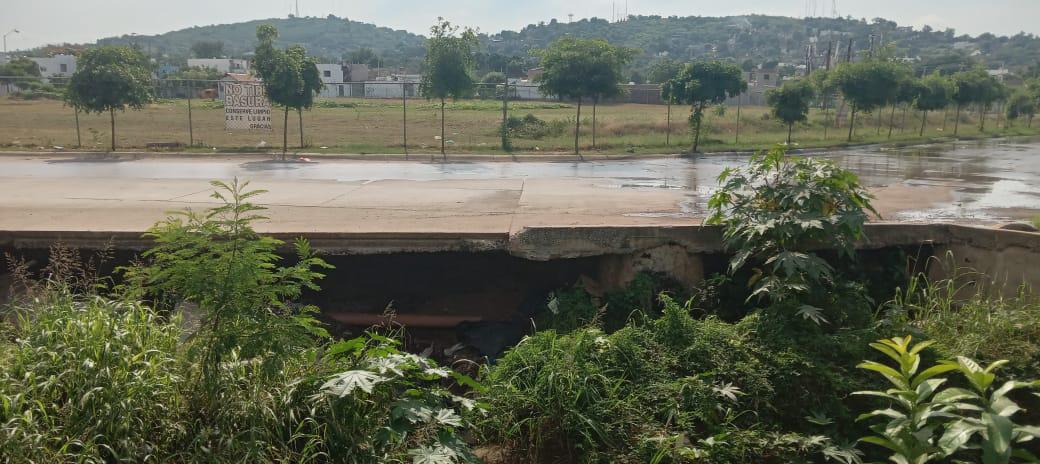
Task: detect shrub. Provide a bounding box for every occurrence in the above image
[706,144,878,325]
[477,294,867,463]
[854,336,1040,463]
[883,260,1040,380]
[0,292,184,462]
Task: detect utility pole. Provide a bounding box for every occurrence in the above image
[825,40,833,70]
[3,29,19,53]
[402,82,408,159]
[295,0,300,17]
[845,38,854,63]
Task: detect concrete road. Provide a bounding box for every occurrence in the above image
[2,137,1039,233]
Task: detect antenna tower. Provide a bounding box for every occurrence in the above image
[295,0,300,17]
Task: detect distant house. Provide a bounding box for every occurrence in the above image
[343,63,369,82]
[187,58,250,74]
[31,54,76,78]
[526,67,544,81]
[316,63,343,84]
[745,67,780,88]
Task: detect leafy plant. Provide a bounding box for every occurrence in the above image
[706,145,878,323]
[122,178,332,393]
[854,336,1040,463]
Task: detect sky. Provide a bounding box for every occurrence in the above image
[3,0,1039,51]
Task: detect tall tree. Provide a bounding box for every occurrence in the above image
[65,46,154,152]
[913,73,952,136]
[662,60,746,153]
[190,40,225,58]
[950,68,1003,135]
[1006,90,1036,128]
[535,37,633,158]
[766,79,816,144]
[831,59,907,142]
[419,18,477,160]
[252,25,324,159]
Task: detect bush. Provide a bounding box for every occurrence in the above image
[477,294,868,463]
[504,113,570,139]
[883,261,1040,380]
[706,144,878,325]
[0,292,184,462]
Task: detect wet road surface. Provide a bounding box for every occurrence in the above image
[2,137,1039,232]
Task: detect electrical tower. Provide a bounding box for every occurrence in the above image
[568,13,574,23]
[832,0,839,18]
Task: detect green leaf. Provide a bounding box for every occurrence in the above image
[321,370,386,397]
[981,412,1013,464]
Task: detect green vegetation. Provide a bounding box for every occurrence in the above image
[535,37,637,157]
[65,46,155,151]
[253,25,324,157]
[89,15,1040,78]
[3,147,1039,463]
[662,60,747,153]
[0,180,480,463]
[854,336,1039,463]
[766,79,816,144]
[420,19,479,158]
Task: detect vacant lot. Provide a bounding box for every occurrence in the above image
[0,97,1035,154]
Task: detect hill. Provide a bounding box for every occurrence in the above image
[89,14,1040,79]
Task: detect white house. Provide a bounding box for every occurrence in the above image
[187,58,250,74]
[31,54,76,78]
[315,63,344,84]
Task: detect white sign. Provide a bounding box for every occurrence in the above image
[222,81,272,131]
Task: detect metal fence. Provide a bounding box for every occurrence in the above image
[0,75,782,154]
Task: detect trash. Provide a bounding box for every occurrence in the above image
[298,157,311,162]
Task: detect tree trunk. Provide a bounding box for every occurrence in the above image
[887,105,896,140]
[876,108,883,135]
[942,106,949,131]
[691,102,705,153]
[1029,115,1034,128]
[847,105,857,142]
[283,106,289,160]
[954,105,961,136]
[109,108,116,152]
[440,98,446,160]
[979,105,986,132]
[187,90,194,147]
[574,98,583,159]
[919,110,927,137]
[787,122,793,145]
[298,109,304,149]
[900,105,908,134]
[666,102,671,146]
[735,93,742,144]
[75,108,82,148]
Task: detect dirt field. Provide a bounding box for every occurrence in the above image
[0,97,1035,154]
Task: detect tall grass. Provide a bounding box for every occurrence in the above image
[883,253,1040,377]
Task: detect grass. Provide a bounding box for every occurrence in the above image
[1,96,1037,155]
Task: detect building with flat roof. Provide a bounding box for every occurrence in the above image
[30,54,76,78]
[187,58,250,75]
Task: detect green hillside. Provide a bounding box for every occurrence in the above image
[88,14,1040,79]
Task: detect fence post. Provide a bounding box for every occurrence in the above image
[187,80,194,147]
[403,81,408,160]
[735,92,742,145]
[501,81,509,154]
[666,102,671,146]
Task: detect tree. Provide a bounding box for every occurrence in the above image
[0,57,42,93]
[1006,90,1036,128]
[913,73,952,136]
[951,68,1002,135]
[419,18,477,160]
[809,69,838,139]
[831,59,907,141]
[190,40,224,58]
[252,25,324,159]
[766,79,816,144]
[535,37,635,157]
[662,60,746,153]
[346,47,381,67]
[646,58,684,84]
[171,65,224,81]
[65,46,154,152]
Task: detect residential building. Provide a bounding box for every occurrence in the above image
[31,54,76,78]
[343,63,369,82]
[187,58,250,74]
[316,63,343,84]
